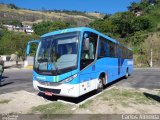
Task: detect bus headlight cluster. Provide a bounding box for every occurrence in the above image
[60,74,77,83]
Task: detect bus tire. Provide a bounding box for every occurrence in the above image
[125,68,129,79]
[97,77,104,93]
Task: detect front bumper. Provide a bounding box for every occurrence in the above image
[33,80,80,97]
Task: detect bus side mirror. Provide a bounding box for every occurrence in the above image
[26,43,30,56]
[26,40,40,56]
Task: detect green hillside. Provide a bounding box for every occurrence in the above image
[0,4,104,26]
[0,3,104,57]
[89,0,160,67]
[0,1,160,67]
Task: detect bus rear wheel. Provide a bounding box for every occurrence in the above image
[125,69,129,79]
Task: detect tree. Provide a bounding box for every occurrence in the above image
[128,2,142,13]
[2,19,22,27]
[33,21,71,36]
[0,28,39,57]
[131,16,151,32]
[103,14,111,19]
[112,12,135,37]
[7,4,19,9]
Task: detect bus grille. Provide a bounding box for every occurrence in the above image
[38,86,61,94]
[38,80,61,86]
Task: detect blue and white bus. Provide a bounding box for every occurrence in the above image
[31,27,133,97]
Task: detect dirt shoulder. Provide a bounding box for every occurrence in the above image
[0,90,51,114]
[0,87,160,114]
[76,87,160,114]
[32,87,160,114]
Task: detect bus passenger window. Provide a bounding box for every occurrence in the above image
[108,42,115,57]
[98,36,113,58]
[99,40,105,57]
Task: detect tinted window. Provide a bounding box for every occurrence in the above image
[108,41,116,57]
[98,36,133,59]
[98,37,109,57]
[98,36,116,58]
[120,46,133,59]
[128,50,133,59]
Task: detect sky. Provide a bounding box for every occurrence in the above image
[0,0,140,14]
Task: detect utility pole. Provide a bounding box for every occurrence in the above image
[150,48,153,67]
[150,34,153,67]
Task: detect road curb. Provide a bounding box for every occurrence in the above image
[24,66,33,69]
[77,86,116,106]
[134,68,160,71]
[57,86,116,106]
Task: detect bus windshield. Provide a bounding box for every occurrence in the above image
[34,32,79,75]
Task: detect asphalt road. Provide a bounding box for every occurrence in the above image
[0,68,160,95]
[0,69,33,94]
[115,68,160,89]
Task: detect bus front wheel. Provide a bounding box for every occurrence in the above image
[97,77,104,92]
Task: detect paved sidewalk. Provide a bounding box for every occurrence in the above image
[4,61,24,69]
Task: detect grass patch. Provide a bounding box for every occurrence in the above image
[31,102,75,114]
[121,102,130,107]
[98,88,159,105]
[31,102,76,119]
[79,99,94,109]
[8,112,18,115]
[0,99,10,104]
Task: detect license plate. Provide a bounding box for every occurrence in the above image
[44,91,53,96]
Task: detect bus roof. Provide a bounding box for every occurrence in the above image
[41,27,131,50]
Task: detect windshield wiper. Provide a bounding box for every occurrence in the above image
[36,58,59,75]
[37,58,48,63]
[36,58,48,71]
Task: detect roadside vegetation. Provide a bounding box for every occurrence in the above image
[79,99,94,108]
[0,99,10,104]
[98,88,159,105]
[31,102,76,119]
[0,27,39,57]
[0,0,160,66]
[88,0,160,67]
[80,88,160,108]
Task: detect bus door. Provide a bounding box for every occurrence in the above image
[79,32,98,95]
[118,45,122,76]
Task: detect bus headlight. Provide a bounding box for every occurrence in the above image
[60,74,77,83]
